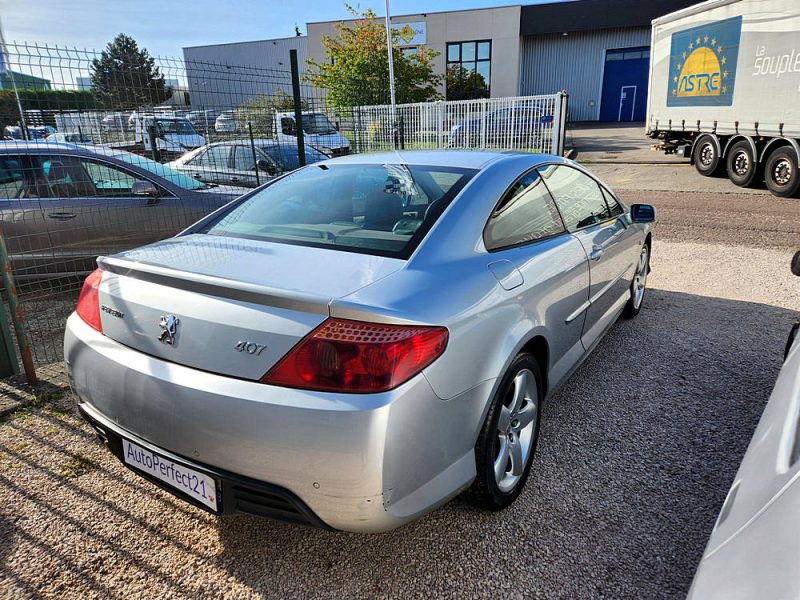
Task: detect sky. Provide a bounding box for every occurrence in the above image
[1,0,564,59]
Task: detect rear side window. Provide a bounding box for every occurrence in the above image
[233,145,258,171]
[195,146,230,169]
[200,163,475,259]
[484,169,565,250]
[0,156,25,198]
[538,165,611,231]
[34,156,156,198]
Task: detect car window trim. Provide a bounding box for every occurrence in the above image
[599,184,626,217]
[482,164,569,253]
[536,163,624,233]
[13,150,179,199]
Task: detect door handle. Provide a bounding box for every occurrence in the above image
[47,212,77,221]
[589,247,604,261]
[193,173,202,178]
[231,177,240,182]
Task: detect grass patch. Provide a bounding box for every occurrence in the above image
[0,388,70,424]
[59,451,97,478]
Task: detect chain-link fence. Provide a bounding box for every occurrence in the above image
[0,40,567,371]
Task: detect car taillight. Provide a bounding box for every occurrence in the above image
[262,318,448,393]
[76,268,104,332]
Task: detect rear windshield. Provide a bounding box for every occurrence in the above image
[199,163,475,258]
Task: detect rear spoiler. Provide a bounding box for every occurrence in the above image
[97,255,331,316]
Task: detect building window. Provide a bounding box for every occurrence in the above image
[446,40,491,100]
[605,47,650,62]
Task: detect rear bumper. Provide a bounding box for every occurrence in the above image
[65,314,489,532]
[79,402,331,528]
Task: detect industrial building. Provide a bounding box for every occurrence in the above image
[183,37,307,109]
[184,0,702,121]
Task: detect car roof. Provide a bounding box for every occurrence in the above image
[325,149,564,170]
[0,140,131,157]
[204,139,312,149]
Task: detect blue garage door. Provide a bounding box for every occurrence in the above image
[599,47,650,122]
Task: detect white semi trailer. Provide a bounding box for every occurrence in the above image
[647,0,800,197]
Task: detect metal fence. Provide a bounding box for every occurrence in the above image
[0,40,567,372]
[353,94,567,155]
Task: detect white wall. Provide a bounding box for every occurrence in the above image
[307,6,521,98]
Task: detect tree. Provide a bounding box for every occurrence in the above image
[445,64,489,101]
[305,6,442,109]
[90,34,170,109]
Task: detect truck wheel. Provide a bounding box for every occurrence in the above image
[726,140,761,187]
[765,147,800,198]
[694,136,722,177]
[694,137,722,176]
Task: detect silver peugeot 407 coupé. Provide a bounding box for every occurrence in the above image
[64,150,655,532]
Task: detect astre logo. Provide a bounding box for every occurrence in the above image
[678,46,723,96]
[667,16,742,107]
[399,24,416,45]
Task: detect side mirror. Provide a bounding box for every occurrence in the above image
[791,250,800,277]
[256,158,277,176]
[630,203,656,223]
[132,180,160,197]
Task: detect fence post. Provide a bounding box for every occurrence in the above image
[147,124,160,163]
[481,99,487,149]
[289,49,306,168]
[248,122,260,186]
[0,226,36,384]
[398,115,405,150]
[0,290,19,378]
[355,106,363,154]
[552,92,569,156]
[437,101,444,149]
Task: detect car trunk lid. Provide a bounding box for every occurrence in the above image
[95,234,404,379]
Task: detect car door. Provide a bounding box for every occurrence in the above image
[183,144,233,186]
[33,153,193,273]
[483,168,591,390]
[79,156,213,248]
[539,164,639,350]
[0,154,54,276]
[231,145,277,187]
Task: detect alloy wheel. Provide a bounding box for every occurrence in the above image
[494,368,539,493]
[633,245,649,309]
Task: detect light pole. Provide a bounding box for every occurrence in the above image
[383,0,397,144]
[0,17,27,139]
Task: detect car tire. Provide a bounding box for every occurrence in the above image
[694,136,723,177]
[623,241,650,319]
[764,146,800,198]
[466,353,542,511]
[726,140,761,187]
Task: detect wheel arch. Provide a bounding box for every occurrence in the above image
[722,135,757,160]
[760,137,800,166]
[519,335,549,399]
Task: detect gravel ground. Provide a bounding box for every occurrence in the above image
[1,153,798,598]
